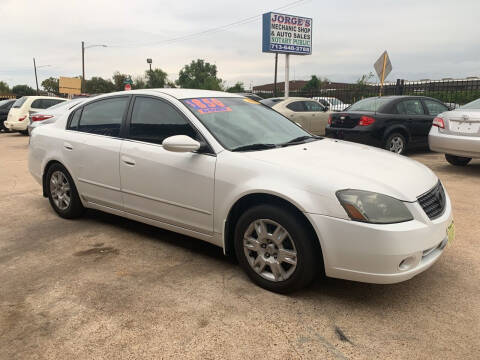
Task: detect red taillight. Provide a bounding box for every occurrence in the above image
[432,117,445,129]
[31,114,53,122]
[18,116,26,121]
[359,116,375,126]
[328,114,332,125]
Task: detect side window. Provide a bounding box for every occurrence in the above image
[286,101,305,112]
[396,99,424,115]
[424,99,448,116]
[129,97,199,145]
[77,97,128,137]
[68,109,82,129]
[318,99,330,107]
[304,101,325,112]
[31,99,44,109]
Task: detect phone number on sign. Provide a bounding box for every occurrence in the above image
[270,44,311,53]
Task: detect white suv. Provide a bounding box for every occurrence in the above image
[4,96,66,134]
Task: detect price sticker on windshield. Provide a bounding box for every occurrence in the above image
[184,98,232,114]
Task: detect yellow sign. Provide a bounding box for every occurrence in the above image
[59,77,82,95]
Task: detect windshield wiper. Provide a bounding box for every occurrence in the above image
[231,143,278,152]
[281,135,319,147]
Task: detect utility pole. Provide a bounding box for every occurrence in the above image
[81,41,85,93]
[33,58,39,95]
[273,53,278,97]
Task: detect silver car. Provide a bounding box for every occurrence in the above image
[429,98,480,166]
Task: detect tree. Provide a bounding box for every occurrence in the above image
[12,85,36,97]
[112,71,132,91]
[41,77,59,94]
[226,81,245,93]
[176,59,222,90]
[85,77,115,94]
[302,75,329,92]
[146,68,168,88]
[133,76,147,89]
[0,81,10,94]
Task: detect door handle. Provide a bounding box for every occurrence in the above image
[64,142,73,151]
[121,156,136,166]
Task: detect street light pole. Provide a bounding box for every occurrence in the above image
[81,41,85,93]
[33,58,39,95]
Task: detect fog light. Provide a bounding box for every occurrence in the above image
[398,256,416,271]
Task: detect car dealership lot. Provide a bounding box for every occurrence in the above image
[1,132,479,359]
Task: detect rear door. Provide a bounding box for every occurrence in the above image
[65,96,130,210]
[120,95,216,236]
[395,99,431,143]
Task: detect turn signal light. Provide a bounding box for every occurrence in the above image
[18,116,26,121]
[328,114,332,125]
[359,116,375,126]
[432,117,445,128]
[31,114,53,122]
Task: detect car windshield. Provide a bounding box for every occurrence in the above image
[47,98,84,111]
[460,98,480,110]
[12,97,27,108]
[348,97,391,112]
[260,98,284,107]
[182,97,314,150]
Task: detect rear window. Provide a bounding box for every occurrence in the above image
[348,97,391,112]
[12,97,27,108]
[460,98,480,110]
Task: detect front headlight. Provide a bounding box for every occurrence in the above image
[336,189,413,224]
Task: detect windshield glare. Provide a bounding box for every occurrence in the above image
[460,98,480,110]
[348,97,390,112]
[182,97,311,150]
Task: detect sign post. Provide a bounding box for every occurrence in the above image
[374,51,392,96]
[262,12,312,97]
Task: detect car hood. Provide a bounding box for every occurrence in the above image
[242,138,438,202]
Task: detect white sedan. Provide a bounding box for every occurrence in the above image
[29,89,454,293]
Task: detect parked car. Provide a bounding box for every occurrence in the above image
[261,97,331,135]
[4,96,66,134]
[236,93,263,102]
[313,97,350,111]
[429,98,480,166]
[28,97,89,135]
[0,99,16,132]
[29,89,453,293]
[325,96,449,154]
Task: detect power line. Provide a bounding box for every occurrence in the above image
[109,0,311,49]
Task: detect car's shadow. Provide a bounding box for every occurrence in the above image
[82,209,441,305]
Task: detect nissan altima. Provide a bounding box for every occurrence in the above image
[29,89,454,293]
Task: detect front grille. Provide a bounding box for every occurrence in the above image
[417,181,446,220]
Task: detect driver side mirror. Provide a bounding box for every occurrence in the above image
[323,106,329,112]
[162,135,200,153]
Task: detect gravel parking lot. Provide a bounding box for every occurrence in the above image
[1,132,479,360]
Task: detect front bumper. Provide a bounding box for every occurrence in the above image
[306,195,453,284]
[429,127,480,158]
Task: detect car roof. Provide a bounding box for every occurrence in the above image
[94,88,244,100]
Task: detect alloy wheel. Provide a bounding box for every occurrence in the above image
[388,136,404,153]
[243,219,297,282]
[49,171,71,211]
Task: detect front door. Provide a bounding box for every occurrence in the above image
[120,96,216,236]
[303,100,330,135]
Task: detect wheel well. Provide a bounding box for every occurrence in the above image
[224,193,323,268]
[42,160,62,197]
[384,127,410,143]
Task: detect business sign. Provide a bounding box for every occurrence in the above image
[262,12,312,55]
[59,77,82,95]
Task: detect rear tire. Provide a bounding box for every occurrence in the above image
[234,204,318,293]
[46,163,85,219]
[445,154,471,166]
[385,132,407,154]
[20,130,29,135]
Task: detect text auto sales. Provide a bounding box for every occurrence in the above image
[270,14,311,47]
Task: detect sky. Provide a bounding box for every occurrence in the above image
[1,0,479,90]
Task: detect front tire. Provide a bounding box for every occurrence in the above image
[46,163,84,219]
[445,154,471,166]
[234,204,318,293]
[385,132,407,154]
